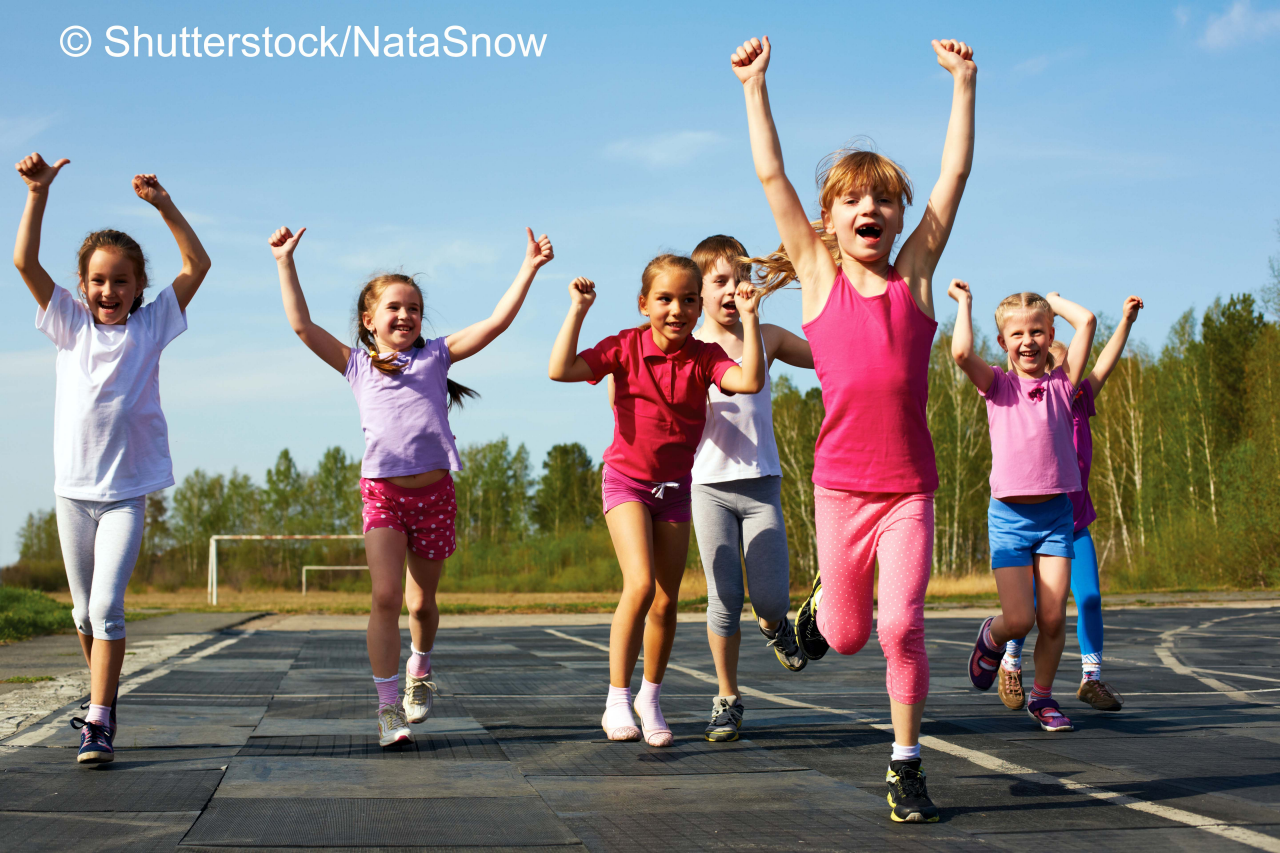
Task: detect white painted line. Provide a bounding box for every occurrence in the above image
[544,626,1280,853]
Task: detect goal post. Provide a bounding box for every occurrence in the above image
[207,534,364,605]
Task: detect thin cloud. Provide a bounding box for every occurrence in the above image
[603,131,723,169]
[1012,48,1083,77]
[0,115,56,150]
[1200,0,1280,49]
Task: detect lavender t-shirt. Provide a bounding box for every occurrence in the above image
[980,365,1082,500]
[344,337,462,479]
[1067,381,1097,532]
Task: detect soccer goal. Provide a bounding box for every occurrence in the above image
[206,534,365,604]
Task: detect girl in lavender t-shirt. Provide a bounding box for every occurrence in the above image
[949,281,1096,734]
[270,224,554,747]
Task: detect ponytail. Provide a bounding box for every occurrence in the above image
[749,223,841,296]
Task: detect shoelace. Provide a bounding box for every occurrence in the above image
[70,717,109,744]
[766,621,799,654]
[407,679,436,704]
[894,766,928,798]
[710,698,739,726]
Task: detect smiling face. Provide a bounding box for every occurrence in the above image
[701,256,742,329]
[363,282,423,352]
[80,248,141,326]
[641,269,702,350]
[998,309,1056,378]
[821,187,905,265]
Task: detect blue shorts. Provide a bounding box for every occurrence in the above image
[988,495,1075,569]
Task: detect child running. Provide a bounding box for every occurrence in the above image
[689,235,813,743]
[548,257,765,747]
[730,35,976,821]
[998,295,1144,713]
[14,153,211,764]
[271,224,553,746]
[949,281,1096,733]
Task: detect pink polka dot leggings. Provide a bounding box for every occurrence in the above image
[814,487,933,705]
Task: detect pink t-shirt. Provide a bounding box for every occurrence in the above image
[1068,381,1097,532]
[981,365,1082,500]
[579,327,735,482]
[802,267,938,492]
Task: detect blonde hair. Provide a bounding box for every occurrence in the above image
[354,272,477,409]
[692,235,751,284]
[750,145,914,294]
[77,230,149,315]
[636,254,702,331]
[995,292,1056,372]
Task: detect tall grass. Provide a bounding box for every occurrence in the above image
[0,586,73,642]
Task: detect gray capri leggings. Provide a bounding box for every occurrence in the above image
[55,496,145,641]
[691,476,791,638]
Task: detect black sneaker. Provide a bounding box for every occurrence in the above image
[703,696,744,742]
[795,575,828,661]
[760,616,807,672]
[886,758,939,823]
[71,717,114,764]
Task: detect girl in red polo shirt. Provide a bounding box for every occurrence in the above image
[549,254,766,746]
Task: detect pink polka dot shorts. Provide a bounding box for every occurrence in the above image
[360,475,458,561]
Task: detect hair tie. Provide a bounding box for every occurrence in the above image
[413,336,425,349]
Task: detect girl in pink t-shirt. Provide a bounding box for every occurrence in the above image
[270,224,554,748]
[548,255,766,747]
[949,281,1096,734]
[730,34,976,821]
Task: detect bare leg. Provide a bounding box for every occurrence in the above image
[89,638,127,706]
[403,553,445,661]
[890,698,926,746]
[989,565,1037,645]
[1030,555,1072,689]
[707,628,741,697]
[365,527,409,678]
[605,503,655,688]
[642,521,691,684]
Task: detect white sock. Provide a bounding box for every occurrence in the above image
[891,742,921,763]
[1082,653,1101,681]
[633,678,669,733]
[1002,639,1023,671]
[603,684,636,731]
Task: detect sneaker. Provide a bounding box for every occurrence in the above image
[886,758,939,822]
[71,717,114,764]
[79,692,119,736]
[703,696,745,742]
[1077,678,1123,712]
[1027,697,1074,732]
[403,671,436,723]
[795,575,829,661]
[967,616,1000,691]
[998,665,1025,710]
[761,617,807,672]
[377,705,414,747]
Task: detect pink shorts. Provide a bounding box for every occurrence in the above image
[360,475,458,561]
[602,465,692,523]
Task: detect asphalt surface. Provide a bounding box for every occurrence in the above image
[1,604,1278,852]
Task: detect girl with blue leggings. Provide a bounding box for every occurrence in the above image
[1000,295,1144,713]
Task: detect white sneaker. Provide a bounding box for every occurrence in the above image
[377,705,414,747]
[403,671,436,724]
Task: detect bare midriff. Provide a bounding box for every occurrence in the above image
[998,493,1059,505]
[385,469,448,489]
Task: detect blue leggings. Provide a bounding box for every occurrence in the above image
[1007,528,1103,663]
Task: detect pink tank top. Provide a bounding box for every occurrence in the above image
[802,267,938,493]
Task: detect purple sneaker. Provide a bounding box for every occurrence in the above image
[1028,697,1074,732]
[967,616,1001,691]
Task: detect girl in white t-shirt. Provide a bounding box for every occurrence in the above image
[13,152,211,764]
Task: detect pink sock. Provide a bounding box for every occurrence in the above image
[373,675,399,709]
[85,704,111,726]
[633,678,669,734]
[1030,682,1052,703]
[407,646,431,678]
[603,684,636,731]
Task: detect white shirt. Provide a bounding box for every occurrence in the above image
[691,359,783,485]
[36,285,187,500]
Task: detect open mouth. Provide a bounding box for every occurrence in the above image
[855,224,883,240]
[721,299,738,313]
[99,300,121,312]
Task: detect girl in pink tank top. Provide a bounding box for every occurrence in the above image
[731,34,977,822]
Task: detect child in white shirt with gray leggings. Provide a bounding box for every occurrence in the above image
[689,236,814,742]
[14,152,210,764]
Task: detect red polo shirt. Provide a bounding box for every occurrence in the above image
[580,326,736,482]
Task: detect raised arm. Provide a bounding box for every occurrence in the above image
[733,37,837,309]
[1086,296,1142,396]
[446,228,553,363]
[132,174,211,311]
[1045,292,1097,388]
[763,324,813,369]
[13,153,70,310]
[896,40,977,311]
[718,285,766,394]
[269,227,350,373]
[948,279,993,392]
[549,277,599,383]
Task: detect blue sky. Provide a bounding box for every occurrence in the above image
[1,0,1278,562]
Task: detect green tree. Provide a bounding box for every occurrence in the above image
[532,443,601,536]
[454,437,532,544]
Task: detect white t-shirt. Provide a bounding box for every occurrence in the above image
[692,359,783,485]
[36,285,187,501]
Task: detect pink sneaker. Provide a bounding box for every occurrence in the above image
[1027,697,1074,732]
